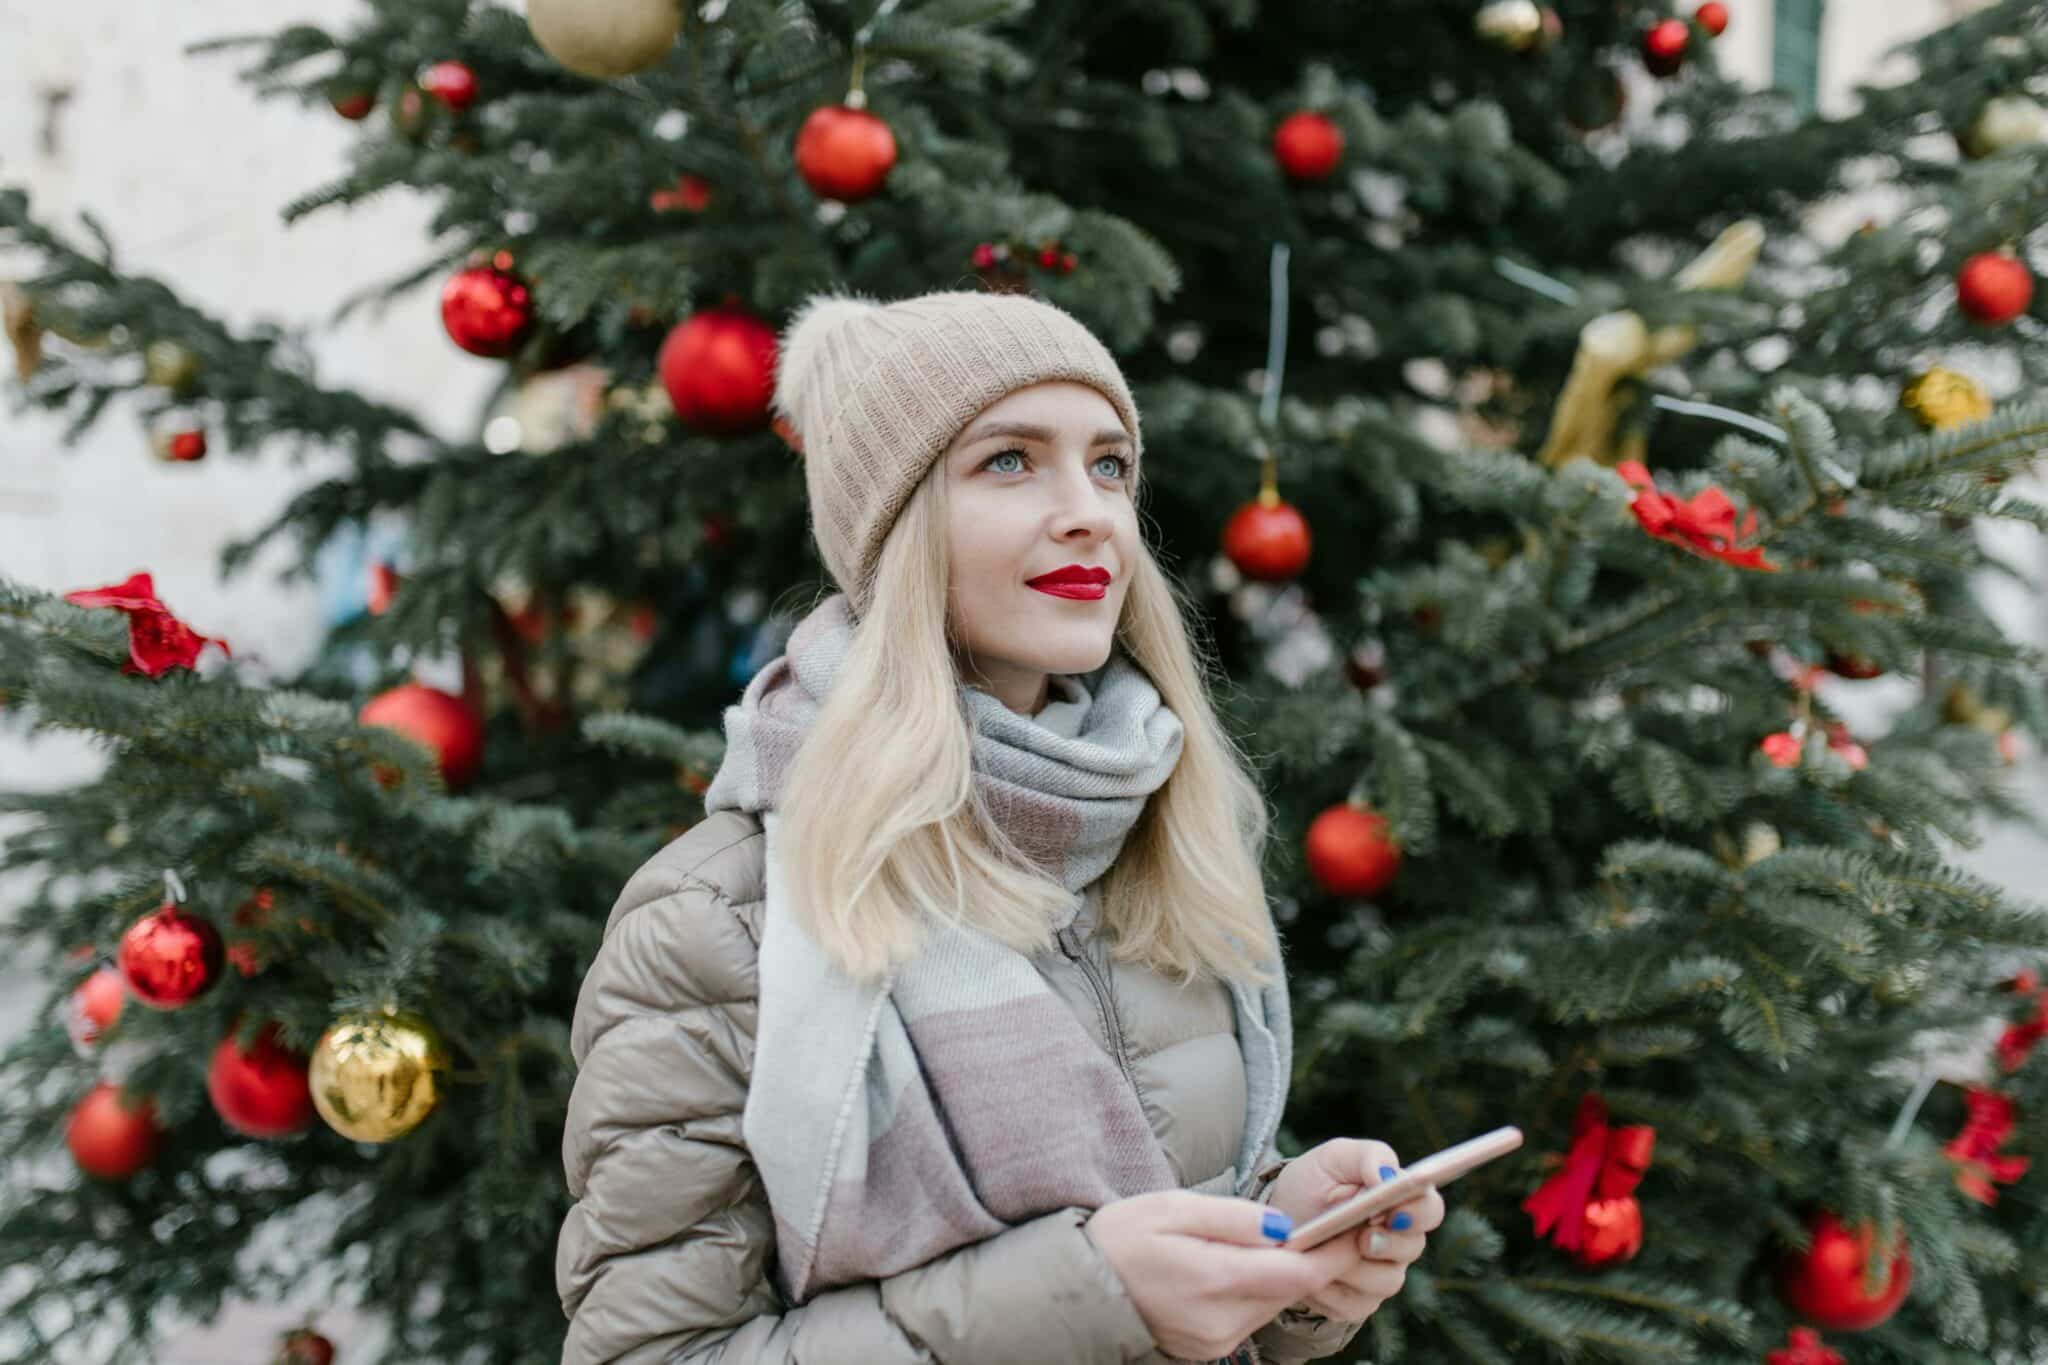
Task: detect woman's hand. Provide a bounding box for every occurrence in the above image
[1259,1138,1445,1323]
[1083,1189,1365,1361]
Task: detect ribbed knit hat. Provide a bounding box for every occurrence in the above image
[772,287,1144,618]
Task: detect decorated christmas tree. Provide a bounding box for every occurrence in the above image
[5,1,2048,1361]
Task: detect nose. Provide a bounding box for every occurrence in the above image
[1048,461,1116,541]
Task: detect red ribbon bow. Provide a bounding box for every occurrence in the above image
[1998,969,2048,1074]
[1522,1093,1656,1267]
[1943,1084,2030,1205]
[63,572,230,678]
[1617,461,1780,572]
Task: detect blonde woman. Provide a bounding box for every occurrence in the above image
[555,288,1442,1364]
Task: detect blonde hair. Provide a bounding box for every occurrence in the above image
[774,455,1282,989]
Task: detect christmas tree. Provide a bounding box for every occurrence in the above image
[6,1,2048,1361]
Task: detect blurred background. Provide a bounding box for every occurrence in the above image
[2,0,2043,1359]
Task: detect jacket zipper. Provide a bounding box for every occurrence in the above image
[1057,924,1141,1096]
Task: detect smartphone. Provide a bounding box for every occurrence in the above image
[1278,1125,1524,1252]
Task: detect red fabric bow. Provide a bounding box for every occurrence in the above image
[1942,1084,2030,1205]
[63,572,230,678]
[1767,1326,1844,1365]
[1616,461,1780,572]
[1522,1093,1656,1266]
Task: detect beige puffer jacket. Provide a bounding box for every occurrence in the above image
[557,810,1365,1365]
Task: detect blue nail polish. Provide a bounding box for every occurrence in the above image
[1379,1165,1397,1181]
[1392,1211,1412,1231]
[1262,1209,1294,1241]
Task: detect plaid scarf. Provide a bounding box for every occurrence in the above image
[702,592,1290,1360]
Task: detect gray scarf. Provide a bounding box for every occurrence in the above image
[702,592,1290,1330]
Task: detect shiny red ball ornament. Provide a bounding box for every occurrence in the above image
[441,261,535,359]
[67,966,127,1052]
[329,88,376,120]
[1222,497,1313,581]
[359,683,486,790]
[1642,18,1690,76]
[1956,250,2034,326]
[164,429,207,463]
[118,903,224,1009]
[420,60,478,112]
[66,1081,165,1180]
[1694,2,1729,36]
[277,1330,337,1365]
[793,104,897,202]
[1304,801,1402,898]
[1272,111,1343,183]
[208,1022,316,1139]
[1777,1208,1912,1332]
[657,302,778,435]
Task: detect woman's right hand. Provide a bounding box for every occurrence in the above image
[1083,1189,1362,1360]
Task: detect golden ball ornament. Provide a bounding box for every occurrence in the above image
[526,0,681,79]
[142,340,199,392]
[309,1008,450,1143]
[1900,366,1991,431]
[1961,94,2048,160]
[1475,0,1546,51]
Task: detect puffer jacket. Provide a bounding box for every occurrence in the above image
[557,809,1365,1365]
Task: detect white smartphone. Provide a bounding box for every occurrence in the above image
[1278,1125,1524,1252]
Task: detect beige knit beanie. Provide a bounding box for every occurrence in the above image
[772,287,1144,619]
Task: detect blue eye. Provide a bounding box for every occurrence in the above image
[980,449,1134,481]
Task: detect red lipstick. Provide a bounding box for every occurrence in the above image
[1027,564,1111,600]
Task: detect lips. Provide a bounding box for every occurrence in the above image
[1028,565,1111,600]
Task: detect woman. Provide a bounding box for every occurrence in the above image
[556,288,1443,1364]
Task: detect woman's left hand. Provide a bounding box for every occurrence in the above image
[1258,1138,1444,1323]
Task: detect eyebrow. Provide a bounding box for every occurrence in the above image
[960,421,1134,448]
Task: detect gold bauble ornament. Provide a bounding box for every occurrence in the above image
[1475,0,1546,51]
[309,1008,450,1143]
[1961,94,2048,160]
[1900,366,1991,431]
[142,340,200,392]
[526,0,681,79]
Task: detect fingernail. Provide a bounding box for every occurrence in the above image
[1263,1209,1294,1241]
[1392,1211,1412,1231]
[1379,1165,1397,1181]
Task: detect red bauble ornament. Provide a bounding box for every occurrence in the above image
[657,303,778,435]
[1766,1326,1844,1365]
[329,88,376,120]
[118,903,224,1009]
[1304,801,1402,898]
[1824,650,1883,680]
[367,562,401,617]
[66,1081,165,1180]
[441,261,535,359]
[793,104,897,202]
[1272,111,1344,183]
[207,1022,315,1139]
[163,429,207,463]
[420,60,478,112]
[359,683,486,790]
[1777,1209,1912,1333]
[1694,2,1729,36]
[277,1330,337,1365]
[1956,250,2034,326]
[1760,731,1802,768]
[1222,497,1313,581]
[1642,18,1690,76]
[67,965,127,1052]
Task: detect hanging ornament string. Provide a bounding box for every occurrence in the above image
[1887,1067,1943,1149]
[845,0,908,109]
[162,868,187,906]
[1493,255,1581,305]
[1647,394,1860,489]
[1253,241,1291,500]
